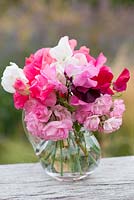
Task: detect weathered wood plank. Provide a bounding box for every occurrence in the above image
[0,156,134,200]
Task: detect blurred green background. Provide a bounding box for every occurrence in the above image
[0,0,134,164]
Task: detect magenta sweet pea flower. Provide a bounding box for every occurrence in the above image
[13,92,29,109]
[113,68,130,92]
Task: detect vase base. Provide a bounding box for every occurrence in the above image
[44,169,94,182]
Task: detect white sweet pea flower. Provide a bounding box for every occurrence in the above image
[1,62,28,93]
[50,36,73,62]
[103,117,122,134]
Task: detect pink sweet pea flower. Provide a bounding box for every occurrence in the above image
[95,53,107,69]
[84,115,100,132]
[30,74,55,103]
[69,39,77,50]
[74,46,95,63]
[74,108,91,124]
[24,112,44,138]
[43,92,57,107]
[53,105,72,120]
[70,95,89,106]
[13,92,29,109]
[14,79,29,95]
[103,117,122,134]
[24,48,54,82]
[113,68,130,92]
[24,99,52,123]
[110,99,125,117]
[42,120,72,141]
[90,94,113,115]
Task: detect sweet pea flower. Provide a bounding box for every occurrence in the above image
[90,94,113,115]
[30,74,55,103]
[74,46,95,62]
[50,36,73,63]
[84,115,100,132]
[1,62,28,93]
[53,105,72,120]
[110,99,125,117]
[42,119,73,141]
[13,92,29,109]
[14,79,29,95]
[49,36,73,84]
[24,112,44,138]
[24,48,54,82]
[103,117,122,134]
[74,108,91,124]
[95,53,107,69]
[94,66,114,95]
[113,68,130,92]
[24,99,52,123]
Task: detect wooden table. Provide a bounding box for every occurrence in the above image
[0,156,134,200]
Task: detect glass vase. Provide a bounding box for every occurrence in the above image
[23,117,101,182]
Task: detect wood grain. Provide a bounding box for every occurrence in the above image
[0,156,134,200]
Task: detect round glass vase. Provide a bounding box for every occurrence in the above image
[23,117,101,182]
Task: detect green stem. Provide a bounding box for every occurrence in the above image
[59,140,63,176]
[74,131,88,157]
[76,146,82,175]
[51,142,57,170]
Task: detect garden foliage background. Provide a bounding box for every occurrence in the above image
[0,0,134,164]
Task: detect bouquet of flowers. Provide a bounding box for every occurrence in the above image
[1,36,130,181]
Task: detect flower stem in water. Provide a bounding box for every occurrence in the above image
[51,141,58,170]
[59,140,63,176]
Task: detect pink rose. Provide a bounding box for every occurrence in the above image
[84,115,100,131]
[103,117,122,134]
[42,120,73,141]
[13,92,29,109]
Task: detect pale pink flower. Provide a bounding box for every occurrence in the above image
[69,39,77,50]
[84,115,100,131]
[42,120,73,141]
[90,94,113,115]
[110,99,125,117]
[13,92,29,109]
[74,108,91,124]
[24,112,43,137]
[53,105,72,120]
[74,46,95,62]
[103,117,122,134]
